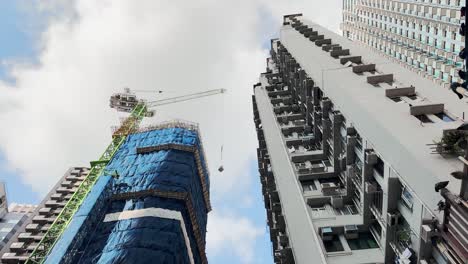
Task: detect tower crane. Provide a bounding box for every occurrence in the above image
[27,88,226,264]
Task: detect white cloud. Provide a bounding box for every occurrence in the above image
[0,0,265,196]
[0,0,341,261]
[207,211,265,263]
[0,0,341,195]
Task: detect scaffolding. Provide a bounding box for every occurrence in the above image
[26,88,223,263]
[26,103,147,264]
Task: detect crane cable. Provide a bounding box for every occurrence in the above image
[218,90,226,173]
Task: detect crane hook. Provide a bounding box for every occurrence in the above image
[218,145,224,172]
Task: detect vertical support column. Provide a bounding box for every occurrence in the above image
[331,111,344,173]
[362,149,377,226]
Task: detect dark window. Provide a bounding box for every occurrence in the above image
[323,235,345,252]
[407,95,417,100]
[390,96,402,102]
[414,114,433,123]
[374,156,384,176]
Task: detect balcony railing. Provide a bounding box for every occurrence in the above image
[389,227,414,256]
[371,190,383,216]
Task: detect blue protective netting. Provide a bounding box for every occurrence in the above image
[46,127,209,264]
[78,197,199,264]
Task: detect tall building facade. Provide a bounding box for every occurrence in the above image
[0,185,35,253]
[253,14,468,264]
[341,0,466,92]
[40,121,211,264]
[1,168,88,263]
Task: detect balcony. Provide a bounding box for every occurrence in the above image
[389,226,415,258]
[352,190,362,213]
[350,164,363,191]
[289,144,323,163]
[370,190,384,225]
[355,141,363,157]
[320,182,346,196]
[295,160,331,174]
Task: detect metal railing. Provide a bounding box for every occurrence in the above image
[371,190,384,216]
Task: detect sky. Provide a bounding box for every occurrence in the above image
[0,1,341,263]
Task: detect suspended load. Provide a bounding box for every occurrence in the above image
[218,145,224,172]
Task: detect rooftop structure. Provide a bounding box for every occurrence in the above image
[253,13,468,264]
[341,0,466,92]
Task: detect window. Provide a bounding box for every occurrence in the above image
[374,156,384,176]
[401,185,414,210]
[390,96,402,102]
[414,114,433,123]
[407,94,418,100]
[435,112,455,122]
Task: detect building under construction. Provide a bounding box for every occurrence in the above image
[0,89,222,263]
[45,121,211,264]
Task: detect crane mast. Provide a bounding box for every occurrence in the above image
[27,89,224,263]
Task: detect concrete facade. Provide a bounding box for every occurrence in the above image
[253,14,468,264]
[0,167,88,264]
[0,185,35,254]
[341,0,466,92]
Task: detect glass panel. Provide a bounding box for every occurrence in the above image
[434,112,454,122]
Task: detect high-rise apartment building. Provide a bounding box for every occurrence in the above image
[1,168,88,263]
[0,185,35,253]
[341,0,466,92]
[253,14,468,264]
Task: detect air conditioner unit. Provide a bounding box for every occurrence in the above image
[320,227,334,241]
[420,225,435,243]
[331,196,344,208]
[387,212,400,227]
[365,182,378,193]
[321,182,340,195]
[311,163,326,173]
[321,182,337,189]
[313,163,326,168]
[338,156,347,171]
[344,225,359,239]
[294,120,305,126]
[365,152,378,165]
